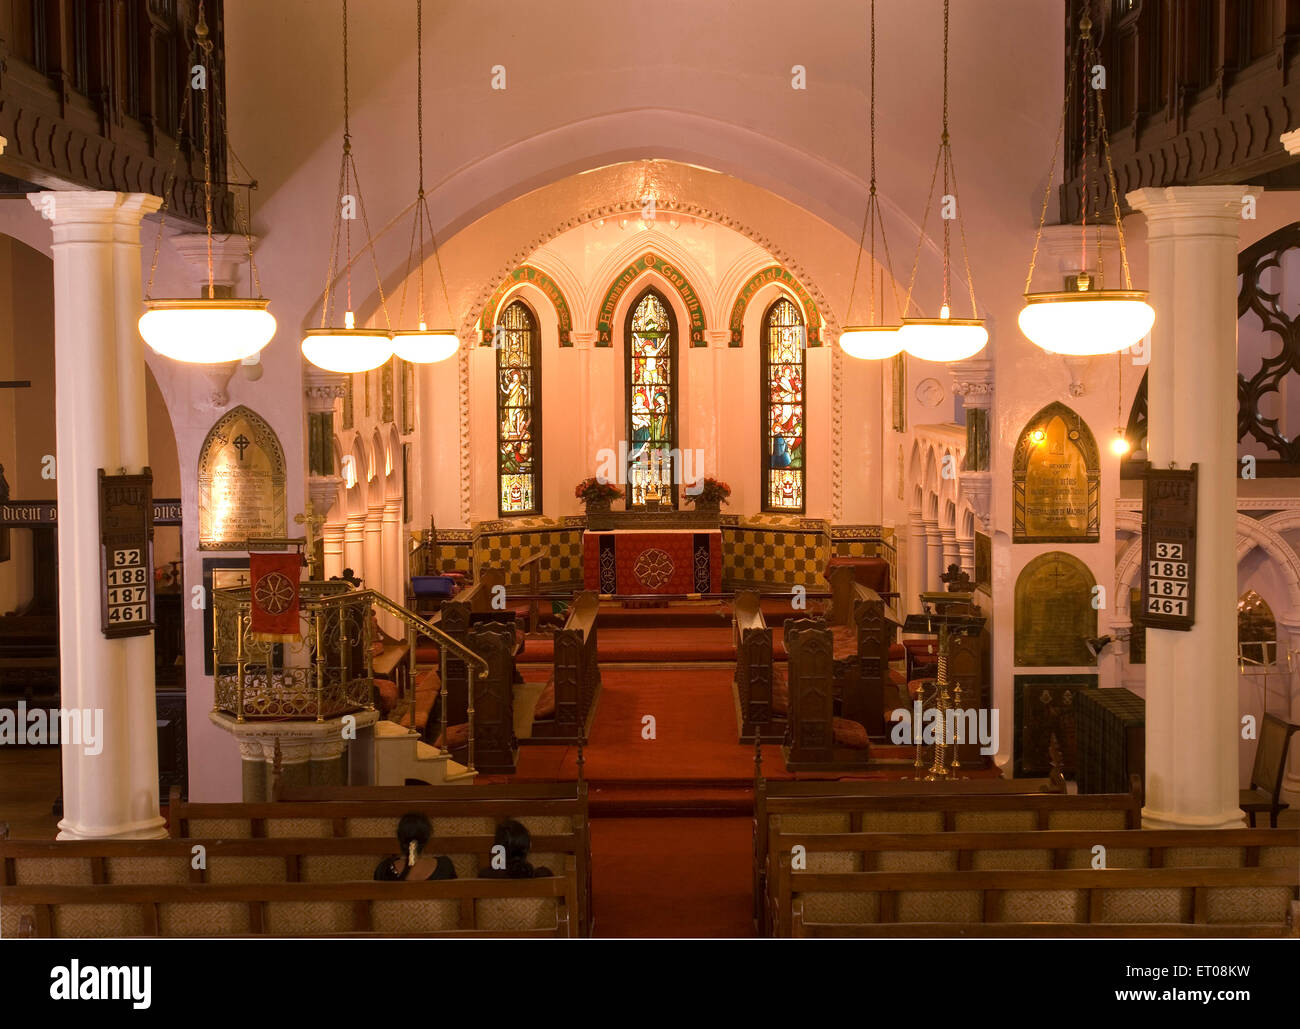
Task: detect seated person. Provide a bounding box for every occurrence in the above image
[374,812,456,881]
[477,818,552,879]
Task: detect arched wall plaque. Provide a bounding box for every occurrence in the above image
[1012,402,1100,543]
[198,405,288,550]
[1013,551,1097,667]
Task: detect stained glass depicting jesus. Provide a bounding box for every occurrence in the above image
[763,297,805,511]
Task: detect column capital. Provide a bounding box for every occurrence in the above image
[29,190,162,227]
[1126,186,1261,229]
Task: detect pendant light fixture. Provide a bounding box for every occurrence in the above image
[1018,9,1153,356]
[301,0,394,374]
[896,0,987,364]
[838,0,903,360]
[391,0,459,364]
[138,0,276,364]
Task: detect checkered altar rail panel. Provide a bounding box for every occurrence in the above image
[472,518,586,588]
[722,521,896,591]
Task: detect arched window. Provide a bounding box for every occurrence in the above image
[496,300,541,516]
[762,297,806,512]
[625,288,679,507]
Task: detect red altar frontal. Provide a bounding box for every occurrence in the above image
[583,529,723,596]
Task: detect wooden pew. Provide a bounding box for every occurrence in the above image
[826,571,899,739]
[732,590,783,743]
[782,617,872,772]
[2,859,581,937]
[247,782,593,934]
[767,826,1300,936]
[527,591,600,744]
[752,776,1144,934]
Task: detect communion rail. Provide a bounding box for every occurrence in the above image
[211,582,490,774]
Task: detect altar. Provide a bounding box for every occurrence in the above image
[583,528,723,596]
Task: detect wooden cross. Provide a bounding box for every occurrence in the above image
[294,500,326,580]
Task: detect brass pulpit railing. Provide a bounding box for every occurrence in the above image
[211,583,490,774]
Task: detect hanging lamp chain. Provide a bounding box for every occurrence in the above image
[196,0,214,299]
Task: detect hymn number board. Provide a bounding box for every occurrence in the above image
[98,468,155,639]
[1141,465,1197,631]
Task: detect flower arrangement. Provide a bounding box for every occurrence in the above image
[686,477,731,506]
[574,477,622,504]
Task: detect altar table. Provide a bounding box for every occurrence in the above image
[583,529,722,596]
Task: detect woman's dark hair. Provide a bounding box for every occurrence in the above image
[495,818,532,874]
[397,813,432,858]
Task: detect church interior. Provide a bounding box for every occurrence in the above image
[1,0,1300,946]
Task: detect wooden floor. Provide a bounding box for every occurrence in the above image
[0,746,61,838]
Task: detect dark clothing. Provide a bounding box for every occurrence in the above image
[374,853,457,882]
[478,863,553,879]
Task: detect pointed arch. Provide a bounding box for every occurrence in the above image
[597,252,707,346]
[496,297,543,516]
[761,295,807,512]
[478,264,574,346]
[625,286,681,507]
[1012,401,1101,543]
[729,265,823,346]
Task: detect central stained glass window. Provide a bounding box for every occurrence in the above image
[626,289,679,508]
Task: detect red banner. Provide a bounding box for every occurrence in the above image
[249,552,302,642]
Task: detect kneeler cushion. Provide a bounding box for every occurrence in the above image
[434,723,469,751]
[832,717,870,750]
[374,677,399,716]
[533,679,557,720]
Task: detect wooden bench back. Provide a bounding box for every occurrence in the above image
[767,826,1300,936]
[173,783,592,932]
[2,858,580,938]
[782,617,835,766]
[752,777,1143,933]
[537,591,600,743]
[732,591,775,733]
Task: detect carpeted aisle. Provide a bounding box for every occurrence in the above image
[589,817,755,937]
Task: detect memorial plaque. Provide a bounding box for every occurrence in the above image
[1013,403,1100,542]
[1014,551,1097,666]
[98,468,154,639]
[1141,464,1197,631]
[198,406,287,550]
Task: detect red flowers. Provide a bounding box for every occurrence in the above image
[687,477,731,505]
[574,477,622,502]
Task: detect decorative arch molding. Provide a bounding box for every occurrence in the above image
[1114,510,1300,624]
[728,265,823,346]
[595,252,707,346]
[477,264,574,346]
[459,193,843,345]
[1012,401,1101,543]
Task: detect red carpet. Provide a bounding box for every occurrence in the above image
[589,817,754,937]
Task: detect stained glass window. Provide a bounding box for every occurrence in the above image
[496,300,541,515]
[626,289,678,507]
[762,297,805,512]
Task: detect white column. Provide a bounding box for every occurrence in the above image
[363,502,384,593]
[32,190,166,840]
[322,522,345,582]
[923,518,943,593]
[940,528,959,580]
[1277,619,1300,805]
[1128,185,1253,829]
[343,514,365,578]
[382,498,404,614]
[907,510,926,611]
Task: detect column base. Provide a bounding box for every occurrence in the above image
[56,815,168,841]
[1140,806,1247,830]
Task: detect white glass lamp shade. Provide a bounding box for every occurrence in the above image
[391,325,459,363]
[301,328,394,373]
[898,307,988,362]
[1018,290,1155,356]
[838,325,903,359]
[138,298,276,364]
